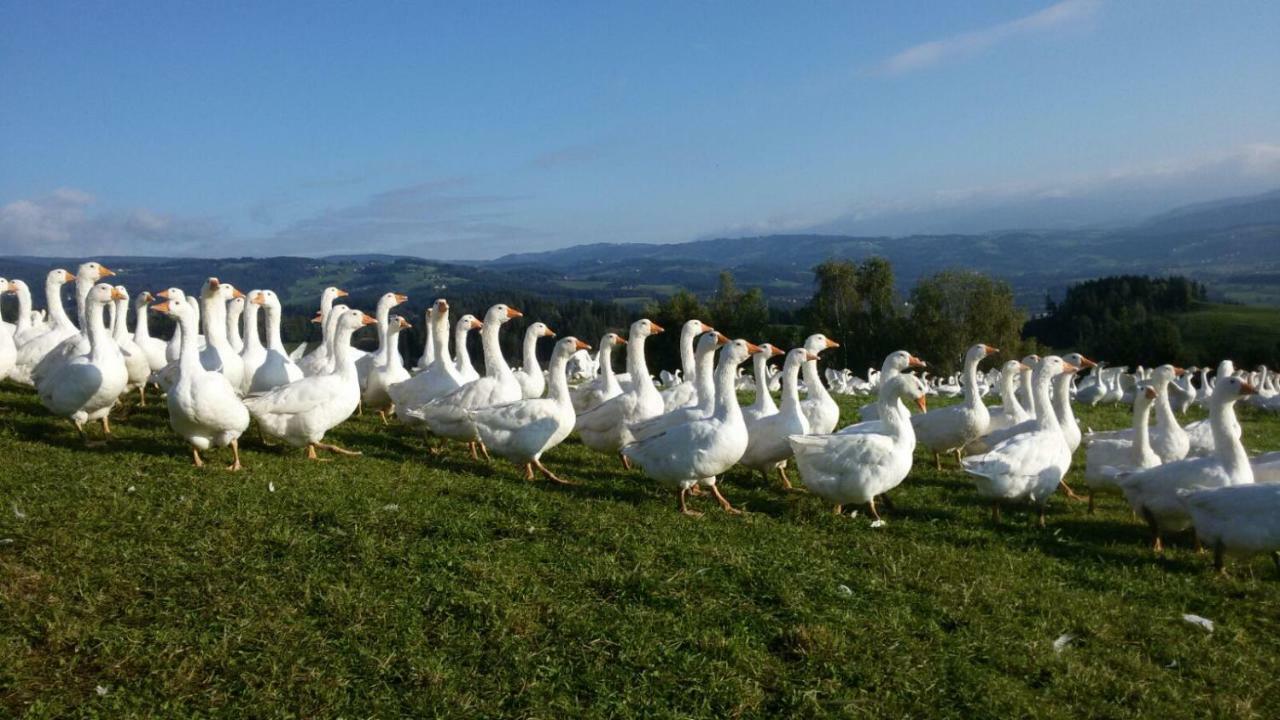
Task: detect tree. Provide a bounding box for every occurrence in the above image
[908,270,1025,374]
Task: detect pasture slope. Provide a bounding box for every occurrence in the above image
[2,384,1280,718]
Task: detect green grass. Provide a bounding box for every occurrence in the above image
[1177,302,1280,351]
[3,384,1280,717]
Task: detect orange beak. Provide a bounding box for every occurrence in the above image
[506,307,524,319]
[1241,382,1258,396]
[714,332,729,345]
[394,293,408,304]
[1063,362,1080,374]
[1144,387,1157,400]
[615,336,627,345]
[984,345,999,354]
[360,313,377,326]
[909,355,927,368]
[157,289,170,299]
[232,288,245,299]
[745,341,764,355]
[311,312,323,324]
[824,338,840,348]
[649,321,665,334]
[543,326,556,337]
[469,318,483,330]
[252,292,266,305]
[702,323,715,333]
[436,299,448,311]
[769,344,784,357]
[208,278,220,289]
[99,265,116,277]
[916,396,928,412]
[399,318,412,329]
[336,289,349,298]
[574,339,592,351]
[1018,362,1031,371]
[59,269,74,281]
[1078,356,1098,368]
[152,301,170,313]
[806,351,819,361]
[110,287,126,300]
[1173,366,1186,376]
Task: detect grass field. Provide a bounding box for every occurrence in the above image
[3,383,1280,717]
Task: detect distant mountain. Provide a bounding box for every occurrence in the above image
[1138,188,1280,233]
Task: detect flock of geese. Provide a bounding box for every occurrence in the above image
[2,262,1280,574]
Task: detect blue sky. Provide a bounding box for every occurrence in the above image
[2,1,1278,258]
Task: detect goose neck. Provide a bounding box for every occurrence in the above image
[243,302,264,352]
[481,320,511,378]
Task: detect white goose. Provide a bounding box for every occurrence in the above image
[12,269,75,385]
[355,292,407,391]
[239,289,268,394]
[791,373,927,520]
[363,314,412,422]
[799,333,841,434]
[1180,483,1280,574]
[569,331,626,413]
[1118,376,1256,552]
[912,343,996,469]
[297,287,349,377]
[836,350,928,435]
[628,331,727,442]
[27,262,113,387]
[576,319,666,465]
[10,279,45,347]
[741,343,785,425]
[470,336,593,484]
[1185,360,1237,457]
[741,347,815,490]
[622,338,760,516]
[0,280,15,380]
[513,321,555,399]
[408,304,524,455]
[984,360,1031,433]
[962,356,1079,526]
[36,283,128,445]
[413,306,435,373]
[154,292,250,469]
[660,319,715,411]
[226,295,245,355]
[131,290,168,375]
[453,314,483,384]
[1084,365,1189,463]
[245,308,376,459]
[389,299,465,415]
[109,286,152,405]
[245,290,304,393]
[197,278,246,392]
[1084,385,1161,512]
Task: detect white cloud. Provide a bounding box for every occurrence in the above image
[874,0,1101,76]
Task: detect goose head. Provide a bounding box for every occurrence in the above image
[883,349,927,374]
[457,314,482,333]
[721,338,763,367]
[322,287,349,304]
[152,292,197,323]
[803,333,840,356]
[485,303,522,326]
[334,308,378,335]
[630,318,664,341]
[378,292,408,313]
[695,331,729,358]
[86,282,119,308]
[1061,353,1097,372]
[528,321,555,339]
[79,262,115,284]
[389,314,412,335]
[681,319,714,338]
[783,347,818,373]
[601,332,626,349]
[553,336,592,361]
[756,343,786,362]
[886,372,929,412]
[48,268,74,287]
[9,279,29,297]
[966,343,999,365]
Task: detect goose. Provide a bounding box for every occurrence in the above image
[36,283,128,445]
[248,289,304,393]
[1185,360,1237,456]
[131,291,168,375]
[25,263,113,387]
[984,360,1031,433]
[1083,365,1189,463]
[1118,376,1256,552]
[197,278,246,392]
[836,350,928,435]
[153,292,250,469]
[239,290,268,394]
[911,343,996,469]
[407,304,524,455]
[0,277,12,340]
[1084,385,1161,512]
[1076,362,1111,407]
[413,306,435,373]
[577,319,666,466]
[14,270,76,382]
[470,336,593,484]
[226,295,245,355]
[741,347,815,490]
[244,308,376,459]
[622,338,760,516]
[389,299,465,415]
[0,280,14,380]
[363,314,412,422]
[967,353,1095,457]
[1171,367,1197,414]
[961,356,1079,526]
[569,331,626,413]
[799,333,841,434]
[109,286,152,405]
[9,279,45,347]
[452,313,483,384]
[1014,354,1040,411]
[1101,367,1127,405]
[791,373,927,520]
[355,292,407,390]
[660,319,715,411]
[628,331,728,442]
[1180,483,1280,574]
[297,287,349,376]
[742,343,785,418]
[513,321,555,399]
[162,288,194,365]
